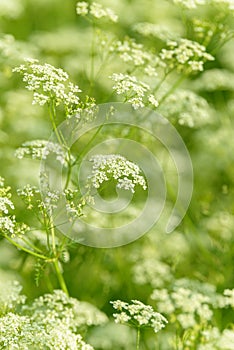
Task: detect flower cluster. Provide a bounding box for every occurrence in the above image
[151,279,220,329]
[13,58,82,118]
[76,1,118,22]
[158,89,213,127]
[221,289,234,308]
[24,289,108,331]
[111,299,168,333]
[17,184,40,210]
[110,73,157,109]
[64,188,94,220]
[193,68,234,92]
[160,38,214,74]
[0,280,26,316]
[0,178,29,237]
[87,154,147,193]
[110,38,156,70]
[0,285,110,349]
[197,328,234,350]
[132,258,173,288]
[0,177,14,215]
[0,312,94,350]
[15,140,72,165]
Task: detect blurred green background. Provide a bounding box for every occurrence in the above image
[0,0,234,348]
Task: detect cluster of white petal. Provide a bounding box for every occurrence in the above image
[111,299,168,333]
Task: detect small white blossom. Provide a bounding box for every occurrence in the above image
[111,299,168,333]
[113,312,131,323]
[15,140,72,165]
[0,197,14,214]
[13,59,82,118]
[148,94,159,108]
[90,2,118,22]
[158,89,212,128]
[76,1,118,22]
[0,216,16,235]
[160,38,214,74]
[76,1,89,15]
[110,38,153,67]
[87,154,147,193]
[110,73,150,108]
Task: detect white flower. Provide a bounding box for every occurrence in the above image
[148,94,159,108]
[0,197,14,214]
[15,140,72,165]
[111,299,168,332]
[76,1,118,22]
[90,2,118,22]
[13,59,82,118]
[160,38,214,74]
[87,154,147,193]
[0,216,16,235]
[76,1,89,16]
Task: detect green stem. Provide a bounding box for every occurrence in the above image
[158,75,186,105]
[89,22,96,94]
[53,259,69,295]
[72,122,105,166]
[49,217,56,255]
[152,68,174,94]
[48,101,63,146]
[64,162,72,190]
[136,328,141,350]
[4,236,49,260]
[21,236,44,253]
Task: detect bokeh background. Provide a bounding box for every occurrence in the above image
[0,0,234,348]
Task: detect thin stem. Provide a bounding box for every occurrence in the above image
[64,162,72,190]
[4,236,49,260]
[72,122,105,166]
[48,101,63,146]
[152,69,174,95]
[136,328,141,350]
[49,216,56,255]
[89,21,96,94]
[21,236,44,253]
[158,74,186,105]
[53,259,69,295]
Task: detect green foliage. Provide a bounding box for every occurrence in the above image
[0,0,233,349]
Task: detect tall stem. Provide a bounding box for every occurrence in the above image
[89,21,96,94]
[53,259,69,295]
[136,328,141,350]
[48,101,63,146]
[49,215,69,295]
[159,75,186,105]
[5,236,49,260]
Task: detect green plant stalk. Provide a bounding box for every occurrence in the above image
[64,148,74,190]
[21,236,44,253]
[53,259,69,295]
[4,235,49,260]
[152,68,175,95]
[49,214,69,295]
[159,74,186,105]
[73,122,105,166]
[49,216,56,255]
[136,328,141,350]
[89,21,96,94]
[48,101,63,146]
